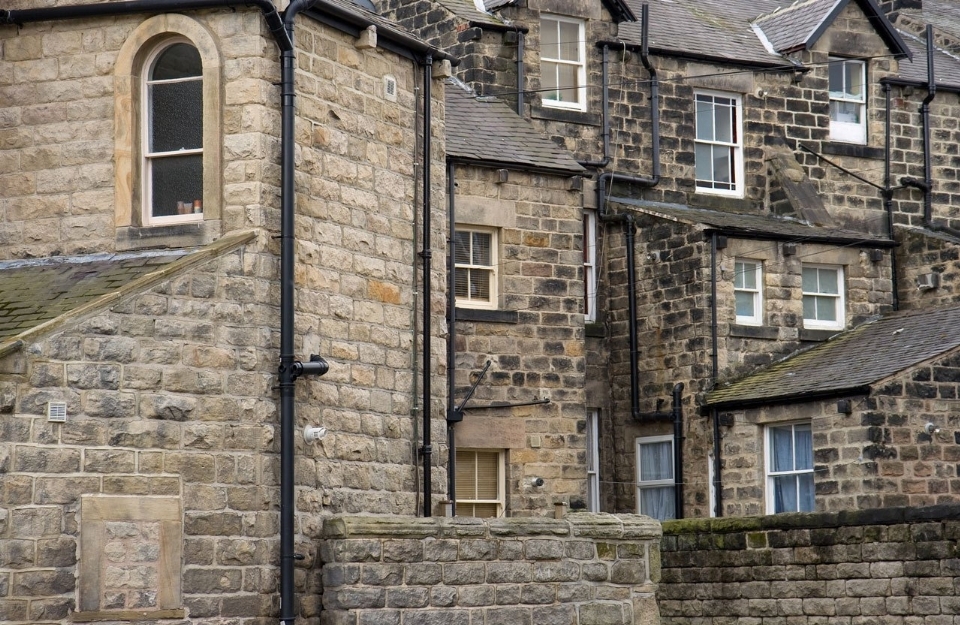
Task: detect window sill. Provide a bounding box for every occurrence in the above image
[117,220,221,251]
[800,328,841,342]
[532,106,601,127]
[730,324,779,340]
[73,609,186,622]
[585,321,605,338]
[821,142,883,160]
[455,308,519,324]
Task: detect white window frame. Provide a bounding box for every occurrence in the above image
[455,449,505,518]
[765,422,815,514]
[636,435,676,521]
[454,226,499,309]
[694,90,744,197]
[141,39,205,227]
[586,409,600,512]
[829,58,866,144]
[734,259,763,325]
[801,264,845,330]
[584,209,597,322]
[540,15,587,111]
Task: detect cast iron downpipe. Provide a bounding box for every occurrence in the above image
[446,161,458,515]
[709,233,722,517]
[579,43,612,168]
[420,55,434,518]
[635,382,685,519]
[883,83,900,311]
[921,24,936,225]
[517,30,525,116]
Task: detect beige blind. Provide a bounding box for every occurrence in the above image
[456,450,500,518]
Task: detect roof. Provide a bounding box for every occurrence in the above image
[705,305,960,408]
[753,0,909,58]
[445,79,585,173]
[617,0,907,66]
[895,30,960,88]
[0,230,255,357]
[607,198,894,245]
[483,0,514,10]
[436,0,505,27]
[896,0,960,41]
[618,0,787,66]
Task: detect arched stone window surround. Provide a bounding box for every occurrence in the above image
[114,14,222,244]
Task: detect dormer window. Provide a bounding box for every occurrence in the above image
[828,58,866,144]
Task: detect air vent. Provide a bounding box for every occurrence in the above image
[384,75,397,102]
[47,401,67,423]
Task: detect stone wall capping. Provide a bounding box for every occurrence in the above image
[322,516,444,539]
[483,517,572,537]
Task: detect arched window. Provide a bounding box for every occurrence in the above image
[143,41,204,224]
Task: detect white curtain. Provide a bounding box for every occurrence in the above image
[639,440,675,520]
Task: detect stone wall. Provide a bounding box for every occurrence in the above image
[659,505,960,624]
[451,164,587,514]
[320,513,662,625]
[896,227,960,311]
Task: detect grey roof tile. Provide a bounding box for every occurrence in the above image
[618,0,785,65]
[0,250,188,340]
[897,0,960,41]
[753,0,839,53]
[436,0,505,26]
[896,30,960,87]
[608,198,892,244]
[445,80,585,173]
[706,305,960,407]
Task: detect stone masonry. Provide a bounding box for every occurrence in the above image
[320,513,662,625]
[659,504,960,624]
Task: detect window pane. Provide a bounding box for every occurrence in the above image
[455,267,469,298]
[829,60,844,94]
[712,148,730,184]
[737,261,757,290]
[735,291,755,317]
[695,143,712,182]
[714,103,732,143]
[557,64,580,102]
[150,80,203,153]
[802,267,818,292]
[455,452,478,499]
[150,154,202,218]
[542,61,559,100]
[846,61,863,98]
[802,295,816,320]
[795,424,813,470]
[151,43,201,80]
[469,270,490,300]
[470,502,499,518]
[558,21,580,62]
[639,440,673,481]
[818,269,839,294]
[831,100,861,124]
[798,473,815,512]
[773,475,798,513]
[541,19,559,59]
[814,295,836,321]
[454,231,470,264]
[474,452,499,499]
[640,486,675,521]
[696,98,714,140]
[470,232,491,265]
[770,426,794,472]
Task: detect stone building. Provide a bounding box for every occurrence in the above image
[375,0,960,520]
[0,0,457,622]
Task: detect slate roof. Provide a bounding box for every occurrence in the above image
[445,80,585,173]
[705,305,960,408]
[436,0,505,27]
[0,230,255,356]
[618,0,787,66]
[607,198,894,244]
[897,0,960,41]
[311,0,454,56]
[618,0,907,65]
[483,0,515,10]
[896,30,960,87]
[753,0,840,53]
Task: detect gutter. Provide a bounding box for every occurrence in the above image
[704,386,872,413]
[447,156,582,177]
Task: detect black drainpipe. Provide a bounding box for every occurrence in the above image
[883,83,900,311]
[579,43,611,168]
[899,25,960,238]
[517,30,526,116]
[446,161,458,516]
[420,55,434,518]
[710,232,723,517]
[634,382,684,519]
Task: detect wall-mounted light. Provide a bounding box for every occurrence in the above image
[304,425,327,443]
[924,422,941,436]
